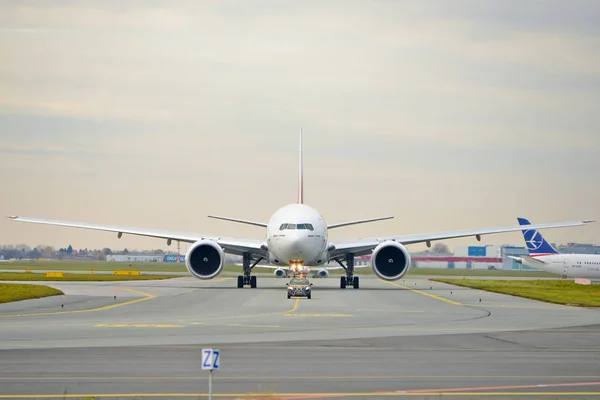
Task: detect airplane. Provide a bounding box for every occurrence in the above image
[509,217,600,279]
[5,133,595,289]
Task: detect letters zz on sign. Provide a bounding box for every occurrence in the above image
[202,348,220,370]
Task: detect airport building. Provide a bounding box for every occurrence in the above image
[558,243,600,254]
[356,245,535,270]
[452,245,534,270]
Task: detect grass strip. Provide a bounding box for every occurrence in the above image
[431,278,600,307]
[0,272,181,282]
[323,267,554,278]
[0,283,63,303]
[406,269,554,277]
[1,260,189,272]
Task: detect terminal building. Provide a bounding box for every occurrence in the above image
[445,245,531,270]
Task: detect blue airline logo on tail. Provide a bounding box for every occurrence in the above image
[524,230,544,251]
[517,217,559,256]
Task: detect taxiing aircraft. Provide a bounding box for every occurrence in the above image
[509,217,600,279]
[5,133,595,289]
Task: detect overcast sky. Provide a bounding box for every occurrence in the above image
[1,0,599,252]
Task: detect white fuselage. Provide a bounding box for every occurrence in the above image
[526,254,600,279]
[266,203,329,267]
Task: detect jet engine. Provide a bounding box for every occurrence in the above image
[314,269,328,278]
[274,268,286,278]
[370,241,411,281]
[185,240,224,279]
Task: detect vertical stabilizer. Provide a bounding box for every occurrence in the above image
[517,217,560,256]
[298,129,304,204]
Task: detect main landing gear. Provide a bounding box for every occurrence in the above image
[237,252,263,288]
[334,253,359,289]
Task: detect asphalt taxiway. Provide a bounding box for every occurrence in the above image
[0,276,599,399]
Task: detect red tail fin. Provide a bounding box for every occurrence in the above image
[298,129,303,204]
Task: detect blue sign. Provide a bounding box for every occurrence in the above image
[468,246,486,257]
[164,255,185,263]
[202,348,220,370]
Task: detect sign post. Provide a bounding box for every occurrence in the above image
[202,348,220,400]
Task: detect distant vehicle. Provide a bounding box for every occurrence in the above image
[286,276,312,299]
[509,217,600,279]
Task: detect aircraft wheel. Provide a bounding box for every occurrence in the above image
[353,276,359,289]
[250,275,257,288]
[237,276,244,288]
[340,276,346,289]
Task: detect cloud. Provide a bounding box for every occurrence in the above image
[0,1,598,249]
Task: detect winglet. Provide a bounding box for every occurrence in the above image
[298,128,304,204]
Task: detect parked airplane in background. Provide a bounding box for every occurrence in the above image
[6,133,595,289]
[510,217,600,279]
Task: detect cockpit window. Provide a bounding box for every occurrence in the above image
[279,223,314,231]
[297,223,314,231]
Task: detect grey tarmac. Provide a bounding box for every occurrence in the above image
[0,275,599,399]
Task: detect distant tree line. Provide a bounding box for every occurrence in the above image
[2,241,597,262]
[0,245,172,261]
[0,242,453,261]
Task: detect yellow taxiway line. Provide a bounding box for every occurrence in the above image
[286,297,300,313]
[282,297,352,317]
[0,288,156,318]
[0,277,233,319]
[379,279,463,305]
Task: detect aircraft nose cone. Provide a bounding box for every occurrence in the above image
[281,235,309,260]
[288,240,304,257]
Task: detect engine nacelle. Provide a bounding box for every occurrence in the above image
[315,269,328,278]
[370,241,411,281]
[185,240,224,280]
[274,268,286,278]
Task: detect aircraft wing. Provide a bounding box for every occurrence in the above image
[329,219,594,258]
[328,216,394,229]
[5,216,267,257]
